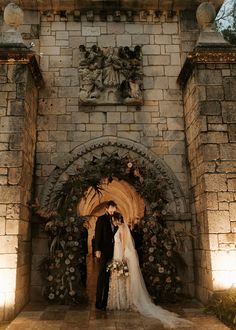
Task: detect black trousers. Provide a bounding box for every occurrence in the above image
[96,256,110,308]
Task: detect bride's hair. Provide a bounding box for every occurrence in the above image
[113,212,124,223]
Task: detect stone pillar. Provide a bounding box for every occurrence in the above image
[178,3,236,302]
[0,3,43,321]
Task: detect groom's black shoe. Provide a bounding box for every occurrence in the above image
[95,303,106,311]
[95,303,103,310]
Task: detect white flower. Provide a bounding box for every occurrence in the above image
[48,293,55,300]
[65,259,70,265]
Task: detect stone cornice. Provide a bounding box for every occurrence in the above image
[178,46,236,88]
[0,0,223,11]
[0,46,44,88]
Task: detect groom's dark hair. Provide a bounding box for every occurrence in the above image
[106,200,117,208]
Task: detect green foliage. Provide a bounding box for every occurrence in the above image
[140,215,182,303]
[205,289,236,329]
[38,153,183,304]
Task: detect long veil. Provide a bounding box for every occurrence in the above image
[123,222,193,329]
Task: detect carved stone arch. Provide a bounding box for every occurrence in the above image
[38,136,187,219]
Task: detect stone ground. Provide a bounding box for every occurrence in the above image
[1,257,230,330]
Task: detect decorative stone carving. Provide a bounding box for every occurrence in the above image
[196,2,228,46]
[78,45,143,105]
[1,3,24,45]
[196,2,216,31]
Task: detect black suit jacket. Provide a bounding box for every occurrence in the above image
[95,213,117,260]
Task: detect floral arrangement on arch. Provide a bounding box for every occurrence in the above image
[37,153,185,304]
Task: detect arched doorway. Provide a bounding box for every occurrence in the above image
[35,137,193,304]
[78,178,145,254]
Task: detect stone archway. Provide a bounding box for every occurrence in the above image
[38,136,188,221]
[35,137,194,301]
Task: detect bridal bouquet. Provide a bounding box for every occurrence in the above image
[106,260,129,277]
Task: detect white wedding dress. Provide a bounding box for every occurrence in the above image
[107,223,193,329]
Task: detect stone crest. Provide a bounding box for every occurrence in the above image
[78,45,143,105]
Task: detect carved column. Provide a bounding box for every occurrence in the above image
[0,3,43,321]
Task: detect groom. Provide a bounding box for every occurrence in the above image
[94,200,117,310]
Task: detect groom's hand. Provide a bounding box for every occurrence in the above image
[95,251,101,259]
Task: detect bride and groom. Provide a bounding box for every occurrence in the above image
[94,200,192,329]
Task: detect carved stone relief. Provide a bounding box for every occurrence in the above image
[78,45,143,105]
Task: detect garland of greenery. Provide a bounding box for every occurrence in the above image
[38,153,183,304]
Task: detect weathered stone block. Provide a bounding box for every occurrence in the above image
[202,144,219,161]
[168,141,185,154]
[107,112,120,124]
[220,145,236,160]
[134,112,152,124]
[228,124,236,142]
[98,35,116,47]
[162,22,178,34]
[82,26,100,36]
[163,130,185,140]
[167,118,184,131]
[8,168,22,185]
[6,220,19,235]
[154,35,171,44]
[103,124,117,136]
[143,66,164,76]
[159,101,183,117]
[133,34,150,45]
[143,24,161,34]
[208,124,227,132]
[201,132,228,144]
[200,101,221,116]
[222,102,236,123]
[121,112,134,124]
[142,45,161,55]
[118,131,140,141]
[0,151,22,167]
[51,22,65,30]
[228,178,236,191]
[231,222,236,233]
[208,210,230,233]
[107,22,125,34]
[204,174,227,192]
[90,112,106,123]
[229,202,236,221]
[7,100,24,116]
[0,254,17,268]
[206,86,224,100]
[125,24,143,34]
[50,56,72,68]
[223,77,236,100]
[0,235,18,253]
[38,98,66,115]
[144,89,163,101]
[164,65,181,77]
[0,216,5,235]
[197,70,222,85]
[148,55,170,65]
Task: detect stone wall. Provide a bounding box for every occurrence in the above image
[0,63,38,320]
[183,61,236,302]
[30,10,196,300]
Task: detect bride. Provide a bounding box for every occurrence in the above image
[107,212,193,329]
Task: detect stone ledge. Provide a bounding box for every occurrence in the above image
[178,46,236,88]
[0,0,223,11]
[0,47,44,89]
